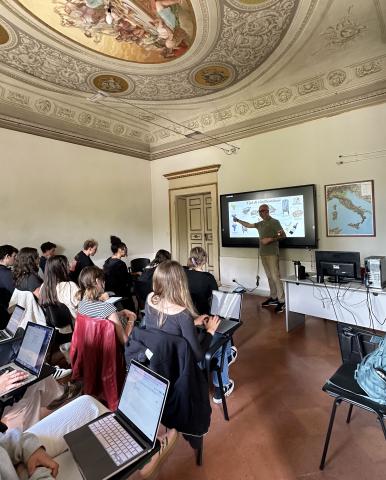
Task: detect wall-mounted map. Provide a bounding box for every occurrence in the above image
[325,180,375,237]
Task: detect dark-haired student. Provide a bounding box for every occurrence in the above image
[0,244,18,309]
[39,241,56,274]
[13,247,42,298]
[103,236,135,311]
[70,239,98,283]
[136,249,171,304]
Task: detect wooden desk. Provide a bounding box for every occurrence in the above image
[282,275,386,332]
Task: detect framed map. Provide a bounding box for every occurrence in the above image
[325,180,375,237]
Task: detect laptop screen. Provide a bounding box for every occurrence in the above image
[211,290,242,320]
[118,361,168,444]
[15,323,53,376]
[6,305,25,335]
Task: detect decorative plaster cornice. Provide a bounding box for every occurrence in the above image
[164,165,221,179]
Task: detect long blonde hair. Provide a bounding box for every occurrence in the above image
[151,260,197,326]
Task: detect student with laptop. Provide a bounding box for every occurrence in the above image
[185,248,238,400]
[144,260,236,404]
[1,323,81,431]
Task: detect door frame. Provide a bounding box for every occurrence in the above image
[169,183,220,281]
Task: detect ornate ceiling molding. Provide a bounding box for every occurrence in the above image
[164,164,221,180]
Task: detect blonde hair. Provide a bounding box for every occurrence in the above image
[152,260,197,326]
[77,266,104,301]
[187,246,207,269]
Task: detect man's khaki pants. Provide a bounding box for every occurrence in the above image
[261,254,285,303]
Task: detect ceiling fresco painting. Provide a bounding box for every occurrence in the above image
[0,0,385,160]
[17,0,195,63]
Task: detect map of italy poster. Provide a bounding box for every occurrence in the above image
[325,180,375,237]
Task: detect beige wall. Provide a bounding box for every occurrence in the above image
[0,128,153,264]
[151,103,386,291]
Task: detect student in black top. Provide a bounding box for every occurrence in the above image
[39,241,56,274]
[103,236,135,311]
[0,245,18,307]
[135,249,171,304]
[185,247,218,315]
[13,247,42,298]
[70,239,98,284]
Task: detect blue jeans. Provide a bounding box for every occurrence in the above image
[211,333,232,388]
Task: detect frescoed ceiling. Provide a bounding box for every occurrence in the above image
[0,0,385,159]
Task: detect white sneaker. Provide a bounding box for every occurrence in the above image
[228,346,238,366]
[52,366,72,380]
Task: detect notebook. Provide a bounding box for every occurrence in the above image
[0,305,25,342]
[64,360,170,480]
[210,290,243,335]
[0,322,54,394]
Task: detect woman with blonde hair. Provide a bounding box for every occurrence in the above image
[77,266,135,345]
[145,260,234,404]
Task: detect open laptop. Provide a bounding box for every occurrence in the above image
[210,290,243,335]
[64,360,170,480]
[0,322,54,394]
[0,305,25,342]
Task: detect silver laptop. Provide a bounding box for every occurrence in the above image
[0,305,25,342]
[210,290,243,335]
[64,360,170,480]
[0,322,54,394]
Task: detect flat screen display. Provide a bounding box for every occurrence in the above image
[220,184,317,248]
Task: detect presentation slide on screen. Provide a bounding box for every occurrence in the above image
[229,195,305,238]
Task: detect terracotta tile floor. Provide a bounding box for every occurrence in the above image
[132,294,386,480]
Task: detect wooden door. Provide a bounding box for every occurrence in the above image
[187,194,214,275]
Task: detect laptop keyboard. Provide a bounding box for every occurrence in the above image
[0,366,15,375]
[89,415,143,466]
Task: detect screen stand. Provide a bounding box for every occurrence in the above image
[327,276,349,284]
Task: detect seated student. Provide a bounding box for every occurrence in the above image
[13,248,42,299]
[1,393,108,480]
[103,236,135,311]
[0,370,81,432]
[185,247,218,315]
[144,260,235,403]
[39,242,56,276]
[185,248,238,402]
[40,256,79,321]
[136,249,171,304]
[70,239,98,284]
[0,245,18,308]
[77,266,136,345]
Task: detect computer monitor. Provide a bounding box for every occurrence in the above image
[315,251,361,283]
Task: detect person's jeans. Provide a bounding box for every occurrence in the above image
[211,333,232,388]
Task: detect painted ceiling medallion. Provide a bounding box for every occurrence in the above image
[17,0,196,63]
[0,24,10,45]
[90,73,134,94]
[191,64,235,90]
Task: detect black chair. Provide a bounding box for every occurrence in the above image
[42,303,73,349]
[320,362,386,470]
[130,258,150,274]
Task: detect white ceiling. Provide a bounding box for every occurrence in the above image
[0,0,385,159]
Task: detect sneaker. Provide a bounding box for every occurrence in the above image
[212,379,235,404]
[227,346,238,366]
[47,382,82,410]
[275,302,285,313]
[52,366,72,381]
[261,297,278,307]
[139,429,178,478]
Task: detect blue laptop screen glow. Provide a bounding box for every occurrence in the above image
[16,324,52,375]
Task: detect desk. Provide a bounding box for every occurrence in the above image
[282,276,386,332]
